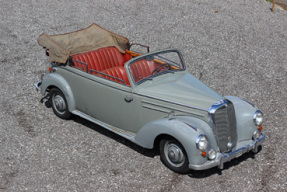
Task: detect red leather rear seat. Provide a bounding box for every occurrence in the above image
[72,47,130,72]
[92,66,130,86]
[130,59,160,83]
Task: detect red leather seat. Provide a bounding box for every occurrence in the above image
[93,66,130,86]
[130,59,160,83]
[72,47,130,72]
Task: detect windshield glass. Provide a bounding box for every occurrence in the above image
[128,50,185,84]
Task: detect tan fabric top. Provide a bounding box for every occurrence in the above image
[37,23,129,63]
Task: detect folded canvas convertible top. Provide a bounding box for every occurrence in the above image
[38,23,129,63]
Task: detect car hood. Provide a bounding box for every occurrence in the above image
[137,72,221,111]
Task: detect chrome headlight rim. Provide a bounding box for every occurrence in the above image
[196,134,208,151]
[253,110,263,126]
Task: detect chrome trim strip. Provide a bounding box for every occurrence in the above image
[188,133,266,170]
[142,104,171,113]
[141,100,206,116]
[72,110,136,138]
[178,121,198,132]
[241,98,255,107]
[137,93,208,112]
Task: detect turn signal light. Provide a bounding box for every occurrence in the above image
[202,151,207,157]
[258,126,263,130]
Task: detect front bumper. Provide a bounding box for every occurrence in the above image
[189,133,266,170]
[34,80,42,91]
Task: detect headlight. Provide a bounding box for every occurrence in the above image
[254,110,263,126]
[196,135,208,151]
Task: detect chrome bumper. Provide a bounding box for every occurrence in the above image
[34,80,42,91]
[189,133,266,170]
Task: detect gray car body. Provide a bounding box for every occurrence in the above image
[37,49,265,170]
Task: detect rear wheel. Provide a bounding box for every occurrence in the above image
[159,138,189,174]
[50,88,71,119]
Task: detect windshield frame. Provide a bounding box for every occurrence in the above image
[127,49,186,86]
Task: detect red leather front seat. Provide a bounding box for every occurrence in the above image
[130,59,159,83]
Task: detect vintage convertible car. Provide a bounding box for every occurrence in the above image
[35,24,265,173]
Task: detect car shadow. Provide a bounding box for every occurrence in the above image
[42,99,157,158]
[72,115,158,158]
[52,109,262,178]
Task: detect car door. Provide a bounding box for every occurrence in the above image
[61,66,140,135]
[85,75,140,134]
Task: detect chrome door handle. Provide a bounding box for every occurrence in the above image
[124,96,133,102]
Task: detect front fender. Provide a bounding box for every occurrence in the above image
[225,96,259,142]
[134,117,213,165]
[176,116,218,151]
[41,73,76,112]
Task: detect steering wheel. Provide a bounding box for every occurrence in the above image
[151,63,171,75]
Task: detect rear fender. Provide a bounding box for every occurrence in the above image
[41,73,76,112]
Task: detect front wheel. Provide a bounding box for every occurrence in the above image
[159,138,189,174]
[50,88,71,119]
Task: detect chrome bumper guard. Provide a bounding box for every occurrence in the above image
[34,80,42,91]
[189,133,266,170]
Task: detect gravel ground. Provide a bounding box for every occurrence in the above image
[0,0,287,191]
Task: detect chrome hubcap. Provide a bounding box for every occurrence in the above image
[53,95,66,114]
[164,142,184,167]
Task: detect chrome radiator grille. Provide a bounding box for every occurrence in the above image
[212,101,237,152]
